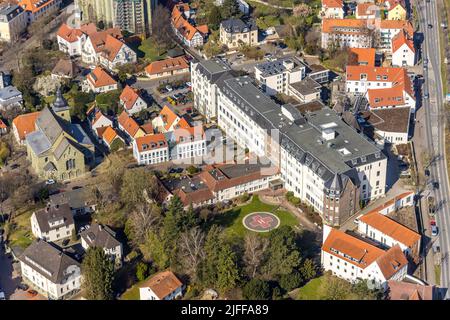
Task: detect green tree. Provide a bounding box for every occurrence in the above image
[221,0,241,19]
[299,258,317,282]
[136,262,149,281]
[95,90,121,115]
[109,138,125,152]
[120,168,159,207]
[208,5,222,29]
[242,279,270,300]
[140,230,170,269]
[279,271,303,292]
[81,247,115,300]
[262,226,301,278]
[181,204,199,231]
[200,225,223,286]
[216,243,240,294]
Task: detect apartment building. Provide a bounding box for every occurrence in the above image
[165,126,206,161]
[320,0,344,19]
[378,20,414,51]
[133,133,169,165]
[321,18,372,49]
[190,59,232,121]
[391,30,415,67]
[321,225,408,289]
[19,239,82,299]
[171,3,208,48]
[0,4,27,42]
[346,65,415,113]
[215,76,387,226]
[30,203,75,242]
[219,18,258,49]
[254,58,306,96]
[76,0,157,36]
[288,77,322,104]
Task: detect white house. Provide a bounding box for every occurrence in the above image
[133,133,169,165]
[357,210,421,262]
[30,203,75,243]
[378,20,414,51]
[80,223,123,268]
[166,126,206,162]
[139,271,184,300]
[254,58,306,96]
[320,0,344,19]
[392,31,415,67]
[56,23,96,57]
[119,85,147,115]
[91,110,113,132]
[321,225,409,290]
[19,239,81,299]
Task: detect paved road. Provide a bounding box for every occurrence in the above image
[417,0,450,298]
[0,245,20,299]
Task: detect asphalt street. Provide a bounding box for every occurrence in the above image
[417,0,450,298]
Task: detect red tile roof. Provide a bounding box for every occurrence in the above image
[348,48,376,66]
[135,133,168,152]
[12,111,40,141]
[119,85,141,110]
[0,119,7,129]
[87,67,117,88]
[118,111,141,138]
[322,0,343,8]
[322,18,368,34]
[376,245,408,279]
[102,126,121,145]
[387,280,435,300]
[159,105,180,131]
[140,123,154,135]
[140,271,182,300]
[145,56,189,76]
[171,3,208,41]
[380,20,414,37]
[173,125,205,144]
[392,30,415,53]
[19,0,59,13]
[359,211,421,247]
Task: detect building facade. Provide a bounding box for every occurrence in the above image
[0,4,27,42]
[219,18,258,49]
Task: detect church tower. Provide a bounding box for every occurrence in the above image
[52,88,71,122]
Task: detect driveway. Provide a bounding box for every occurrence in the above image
[0,245,20,299]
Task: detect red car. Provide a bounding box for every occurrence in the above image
[430,220,436,226]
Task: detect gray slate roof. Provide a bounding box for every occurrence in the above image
[49,188,95,209]
[0,86,22,101]
[19,239,80,284]
[34,203,74,234]
[194,59,232,83]
[26,130,52,156]
[221,18,257,33]
[80,223,121,250]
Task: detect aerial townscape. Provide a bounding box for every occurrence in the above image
[0,0,449,303]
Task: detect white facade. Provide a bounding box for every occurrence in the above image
[98,44,137,71]
[392,44,415,67]
[375,127,409,145]
[57,33,86,56]
[123,96,147,115]
[171,139,206,161]
[139,285,183,300]
[92,113,113,131]
[321,31,371,49]
[30,213,75,243]
[81,236,123,267]
[133,142,169,165]
[83,79,118,93]
[321,7,344,19]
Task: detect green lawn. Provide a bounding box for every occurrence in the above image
[138,38,167,62]
[296,276,324,300]
[211,195,299,241]
[120,277,149,300]
[435,265,441,286]
[7,206,41,249]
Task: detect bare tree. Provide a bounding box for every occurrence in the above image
[128,203,162,246]
[151,5,173,55]
[178,227,206,282]
[243,233,269,278]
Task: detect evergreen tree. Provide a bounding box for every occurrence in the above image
[221,0,241,19]
[82,247,115,300]
[216,243,240,294]
[242,279,270,300]
[200,225,223,286]
[208,5,222,29]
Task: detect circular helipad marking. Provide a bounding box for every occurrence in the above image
[242,212,280,232]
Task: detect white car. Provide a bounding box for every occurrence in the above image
[0,292,5,300]
[45,179,55,185]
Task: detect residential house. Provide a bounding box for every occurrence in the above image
[151,105,184,133]
[80,223,123,268]
[359,107,411,145]
[90,110,113,132]
[31,203,75,242]
[117,110,146,142]
[25,90,95,181]
[18,0,61,23]
[190,58,233,121]
[321,225,408,290]
[119,85,147,115]
[139,270,184,300]
[356,2,378,19]
[219,18,258,49]
[348,48,377,66]
[84,66,118,93]
[144,56,190,80]
[12,111,40,145]
[51,58,79,80]
[254,58,306,96]
[357,209,421,262]
[0,85,23,110]
[101,126,124,150]
[320,0,344,19]
[0,4,27,42]
[49,187,96,216]
[133,133,169,165]
[321,18,372,49]
[56,23,97,56]
[384,0,407,20]
[391,31,415,67]
[378,20,414,51]
[19,239,81,299]
[171,3,208,47]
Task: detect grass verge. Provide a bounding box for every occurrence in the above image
[296,276,324,300]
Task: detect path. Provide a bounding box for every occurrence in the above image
[248,0,293,10]
[257,192,319,232]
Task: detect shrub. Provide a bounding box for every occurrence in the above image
[136,262,149,281]
[279,271,303,292]
[242,279,270,300]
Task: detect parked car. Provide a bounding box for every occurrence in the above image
[425,169,430,177]
[0,291,5,300]
[433,181,440,189]
[431,224,439,236]
[428,24,433,29]
[18,283,29,291]
[62,239,70,246]
[186,81,192,87]
[45,179,55,185]
[27,290,38,296]
[165,85,173,92]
